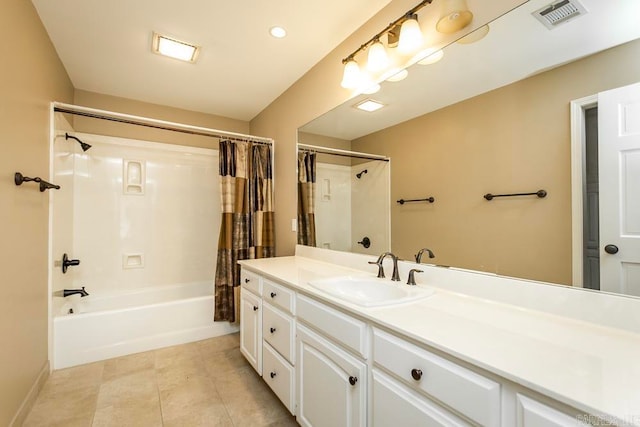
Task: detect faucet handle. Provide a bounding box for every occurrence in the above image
[407,269,424,286]
[368,261,385,278]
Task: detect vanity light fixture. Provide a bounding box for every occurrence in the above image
[340,0,434,91]
[436,0,474,34]
[269,26,287,38]
[354,99,385,112]
[152,32,200,63]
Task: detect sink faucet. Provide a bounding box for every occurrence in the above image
[407,269,423,286]
[415,248,435,264]
[368,252,401,281]
[63,287,89,297]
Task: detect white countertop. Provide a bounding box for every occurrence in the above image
[239,253,640,426]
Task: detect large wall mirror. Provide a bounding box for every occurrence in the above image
[297,0,640,297]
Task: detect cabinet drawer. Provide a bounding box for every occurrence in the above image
[373,328,500,427]
[516,394,589,427]
[241,269,262,296]
[263,279,295,314]
[262,302,295,363]
[297,294,368,358]
[373,369,471,427]
[263,341,295,415]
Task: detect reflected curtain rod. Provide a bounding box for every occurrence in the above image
[298,143,389,162]
[53,103,273,145]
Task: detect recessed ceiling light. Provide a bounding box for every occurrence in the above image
[152,32,200,63]
[354,99,385,112]
[269,26,287,38]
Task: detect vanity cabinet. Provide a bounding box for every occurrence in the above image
[240,270,262,375]
[373,328,500,427]
[516,394,589,427]
[296,324,367,427]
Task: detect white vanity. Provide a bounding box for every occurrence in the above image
[239,246,640,427]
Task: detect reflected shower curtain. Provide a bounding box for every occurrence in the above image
[297,151,316,246]
[215,140,275,322]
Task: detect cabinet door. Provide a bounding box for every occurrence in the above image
[516,394,589,427]
[296,324,366,427]
[372,370,471,427]
[240,289,262,375]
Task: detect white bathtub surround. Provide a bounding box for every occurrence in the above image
[50,132,232,369]
[53,281,237,369]
[238,245,640,426]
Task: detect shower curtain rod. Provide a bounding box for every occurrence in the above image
[298,143,389,162]
[53,102,273,145]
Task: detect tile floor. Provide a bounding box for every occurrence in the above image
[23,333,298,426]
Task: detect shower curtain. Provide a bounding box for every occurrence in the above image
[297,151,317,246]
[214,140,275,322]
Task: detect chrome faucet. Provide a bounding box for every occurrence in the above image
[368,252,401,281]
[63,287,89,297]
[415,248,435,264]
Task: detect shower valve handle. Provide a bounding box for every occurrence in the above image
[61,253,81,274]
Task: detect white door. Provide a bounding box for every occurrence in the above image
[296,324,366,427]
[599,81,640,296]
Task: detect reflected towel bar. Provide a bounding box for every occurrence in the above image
[397,197,435,205]
[15,172,61,192]
[484,190,546,201]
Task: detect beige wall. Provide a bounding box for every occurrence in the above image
[0,1,74,425]
[350,39,640,285]
[73,90,250,149]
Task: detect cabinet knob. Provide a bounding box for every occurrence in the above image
[270,292,277,298]
[252,306,259,311]
[244,278,250,283]
[270,372,276,379]
[348,376,358,386]
[270,327,276,334]
[411,369,423,381]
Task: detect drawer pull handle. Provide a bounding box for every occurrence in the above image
[253,306,259,311]
[270,327,276,334]
[270,371,277,379]
[244,278,250,283]
[411,369,423,381]
[348,376,358,386]
[270,292,277,298]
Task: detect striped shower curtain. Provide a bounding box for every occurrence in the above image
[214,140,275,322]
[297,151,316,247]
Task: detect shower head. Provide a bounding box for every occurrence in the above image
[65,133,92,151]
[356,169,368,179]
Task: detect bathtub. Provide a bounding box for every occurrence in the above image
[53,281,238,369]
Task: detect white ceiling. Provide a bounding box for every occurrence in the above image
[31,0,392,121]
[301,0,640,140]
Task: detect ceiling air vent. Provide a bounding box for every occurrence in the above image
[533,0,588,30]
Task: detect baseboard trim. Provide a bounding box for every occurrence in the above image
[9,360,50,427]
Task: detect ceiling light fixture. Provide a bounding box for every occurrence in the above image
[354,99,385,112]
[269,26,287,38]
[152,32,200,63]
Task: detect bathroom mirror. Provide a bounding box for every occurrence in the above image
[297,0,640,295]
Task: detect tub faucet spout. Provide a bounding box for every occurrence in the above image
[63,287,89,298]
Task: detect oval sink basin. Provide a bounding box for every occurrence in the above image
[307,276,434,307]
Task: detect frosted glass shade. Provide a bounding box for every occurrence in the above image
[341,60,361,89]
[436,0,473,34]
[397,17,423,55]
[367,40,390,72]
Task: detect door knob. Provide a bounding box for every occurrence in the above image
[604,244,619,254]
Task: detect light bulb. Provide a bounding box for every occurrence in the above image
[386,69,408,82]
[436,0,473,34]
[413,48,444,65]
[397,15,423,55]
[341,59,361,89]
[367,40,389,72]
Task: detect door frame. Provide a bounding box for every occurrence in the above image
[570,94,598,287]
